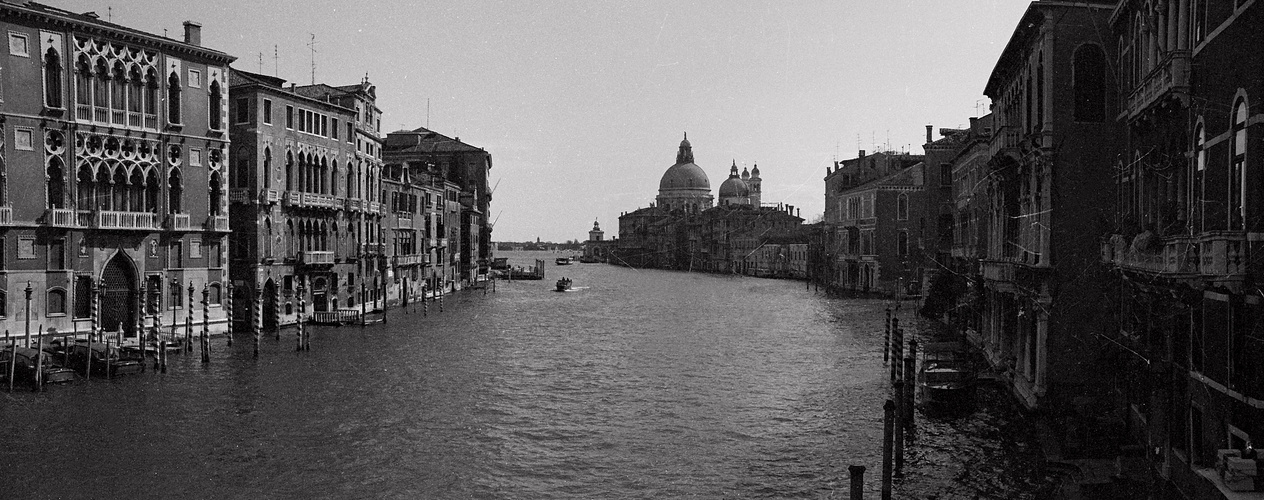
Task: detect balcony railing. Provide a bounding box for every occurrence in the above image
[1126,51,1190,118]
[229,188,253,204]
[361,242,386,254]
[369,202,385,214]
[205,215,230,232]
[301,193,338,209]
[396,216,412,229]
[87,210,159,230]
[166,213,191,231]
[1199,232,1249,277]
[260,189,281,204]
[42,208,78,228]
[283,191,302,206]
[299,250,334,265]
[394,254,430,266]
[0,206,12,225]
[1101,234,1199,276]
[344,198,363,212]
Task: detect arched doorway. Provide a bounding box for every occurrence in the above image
[100,253,137,337]
[262,279,278,331]
[232,285,252,332]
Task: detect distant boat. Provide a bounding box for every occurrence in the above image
[491,257,510,270]
[556,257,572,265]
[555,277,573,292]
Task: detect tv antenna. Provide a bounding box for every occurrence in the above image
[307,34,317,84]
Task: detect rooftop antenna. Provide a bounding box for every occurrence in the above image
[273,45,278,77]
[426,98,430,129]
[257,52,263,74]
[107,7,112,22]
[307,34,317,85]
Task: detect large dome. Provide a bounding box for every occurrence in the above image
[719,175,749,197]
[659,162,710,190]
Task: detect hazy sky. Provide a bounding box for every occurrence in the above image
[53,0,1030,242]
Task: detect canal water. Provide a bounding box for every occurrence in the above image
[1,251,1054,499]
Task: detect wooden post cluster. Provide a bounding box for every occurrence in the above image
[848,465,865,500]
[893,380,905,474]
[883,307,892,365]
[185,282,194,353]
[889,318,902,383]
[905,340,918,432]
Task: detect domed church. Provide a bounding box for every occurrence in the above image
[656,134,714,213]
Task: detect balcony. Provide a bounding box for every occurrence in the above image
[1199,231,1254,278]
[446,200,460,213]
[260,189,281,204]
[166,213,191,231]
[344,198,363,212]
[1126,51,1190,118]
[205,215,230,232]
[369,202,385,214]
[361,242,386,254]
[394,253,429,266]
[283,191,302,206]
[87,210,159,230]
[396,216,412,229]
[299,250,334,265]
[1101,234,1199,277]
[42,208,78,228]
[0,206,12,225]
[229,188,252,204]
[301,192,338,210]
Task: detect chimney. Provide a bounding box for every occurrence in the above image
[969,117,978,130]
[926,125,933,144]
[796,208,800,218]
[859,150,866,158]
[183,21,202,46]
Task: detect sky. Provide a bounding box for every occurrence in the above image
[52,0,1032,243]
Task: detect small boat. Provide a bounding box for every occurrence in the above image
[555,277,573,292]
[490,257,510,270]
[917,341,976,411]
[67,341,144,377]
[556,257,572,265]
[0,346,77,386]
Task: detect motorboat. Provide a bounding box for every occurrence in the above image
[556,257,572,265]
[917,341,976,410]
[555,277,573,292]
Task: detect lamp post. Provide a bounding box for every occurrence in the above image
[186,281,193,353]
[24,281,32,348]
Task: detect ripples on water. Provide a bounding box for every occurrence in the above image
[0,252,1049,499]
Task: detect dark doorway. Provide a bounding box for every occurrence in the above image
[100,253,137,337]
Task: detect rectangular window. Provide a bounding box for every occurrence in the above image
[14,128,34,150]
[190,148,202,167]
[74,276,92,319]
[190,239,202,259]
[209,239,221,267]
[169,241,183,269]
[286,105,294,129]
[283,275,293,291]
[321,115,328,137]
[331,118,339,139]
[18,237,35,259]
[46,289,65,315]
[297,109,305,133]
[234,97,250,124]
[187,69,201,88]
[263,99,273,124]
[49,239,64,270]
[346,123,353,143]
[169,281,182,309]
[8,32,29,57]
[941,163,952,186]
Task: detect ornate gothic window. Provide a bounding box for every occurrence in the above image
[1231,98,1248,228]
[46,157,65,209]
[44,48,62,108]
[167,71,181,124]
[208,80,223,130]
[168,168,182,213]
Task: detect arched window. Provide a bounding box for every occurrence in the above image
[46,157,66,209]
[92,59,108,122]
[110,63,126,124]
[234,147,250,189]
[264,218,273,258]
[76,163,93,209]
[208,80,223,130]
[143,69,158,128]
[129,169,144,212]
[112,167,127,211]
[74,56,91,120]
[1231,98,1248,228]
[897,231,909,257]
[1195,122,1206,172]
[127,67,142,127]
[44,48,62,108]
[167,71,181,124]
[47,288,67,315]
[209,283,222,305]
[1073,45,1107,123]
[896,192,909,220]
[145,170,159,213]
[285,151,294,191]
[168,168,183,213]
[209,172,223,216]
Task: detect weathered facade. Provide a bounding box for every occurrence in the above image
[382,127,493,295]
[1102,0,1264,496]
[0,3,234,343]
[227,71,383,330]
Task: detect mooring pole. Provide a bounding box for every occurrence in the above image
[894,380,905,474]
[225,282,233,347]
[201,285,210,363]
[848,465,865,500]
[186,282,194,353]
[881,399,894,500]
[883,307,892,365]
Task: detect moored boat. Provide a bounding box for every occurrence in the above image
[555,277,573,292]
[1,346,77,386]
[556,257,572,265]
[67,341,144,377]
[917,341,976,411]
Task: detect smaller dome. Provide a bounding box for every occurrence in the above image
[719,162,749,197]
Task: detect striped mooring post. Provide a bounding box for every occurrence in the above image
[225,282,233,347]
[253,287,262,359]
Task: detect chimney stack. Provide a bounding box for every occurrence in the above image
[926,125,933,144]
[969,117,978,130]
[859,150,866,158]
[183,21,202,46]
